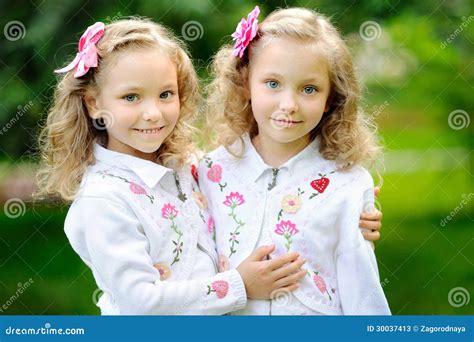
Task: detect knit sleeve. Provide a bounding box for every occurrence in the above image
[334,169,391,315]
[65,196,246,315]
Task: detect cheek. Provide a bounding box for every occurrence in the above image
[250,91,273,119]
[167,100,181,124]
[304,100,326,123]
[250,100,266,122]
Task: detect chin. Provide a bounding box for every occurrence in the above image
[132,144,162,154]
[268,131,307,144]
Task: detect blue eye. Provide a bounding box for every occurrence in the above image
[160,91,173,99]
[303,86,317,94]
[123,94,138,102]
[266,80,279,89]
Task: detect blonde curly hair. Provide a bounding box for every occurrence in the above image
[35,17,199,202]
[206,7,382,169]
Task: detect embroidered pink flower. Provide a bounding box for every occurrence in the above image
[161,203,178,219]
[207,280,229,299]
[97,170,154,203]
[312,271,332,301]
[207,164,223,183]
[281,194,302,214]
[274,220,299,236]
[129,181,147,195]
[275,220,299,252]
[313,274,327,293]
[207,216,215,234]
[218,255,230,272]
[232,6,260,58]
[223,192,245,207]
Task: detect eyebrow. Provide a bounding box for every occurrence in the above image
[117,85,143,93]
[261,72,325,84]
[117,83,178,93]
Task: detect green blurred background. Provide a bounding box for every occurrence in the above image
[0,0,472,315]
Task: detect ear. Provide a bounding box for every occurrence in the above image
[83,93,100,119]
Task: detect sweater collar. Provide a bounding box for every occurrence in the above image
[239,133,321,182]
[93,143,173,189]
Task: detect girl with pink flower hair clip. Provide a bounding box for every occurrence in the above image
[200,6,390,315]
[35,17,311,315]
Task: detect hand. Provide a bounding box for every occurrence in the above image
[236,245,306,300]
[359,186,382,241]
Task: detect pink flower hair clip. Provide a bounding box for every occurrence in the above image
[231,6,260,58]
[55,22,105,78]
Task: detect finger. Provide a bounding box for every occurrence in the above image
[360,209,382,221]
[359,219,382,231]
[271,258,306,280]
[362,230,380,241]
[374,186,381,198]
[284,282,300,293]
[266,251,300,270]
[247,244,275,262]
[272,282,300,296]
[274,269,307,288]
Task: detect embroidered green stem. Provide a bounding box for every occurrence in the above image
[219,182,228,192]
[170,216,183,265]
[283,232,293,251]
[228,205,245,257]
[277,209,283,221]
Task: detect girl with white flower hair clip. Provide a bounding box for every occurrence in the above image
[35,17,311,315]
[201,6,390,315]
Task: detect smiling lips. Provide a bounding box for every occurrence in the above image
[134,127,163,134]
[271,118,302,127]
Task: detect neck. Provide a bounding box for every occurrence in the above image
[251,133,310,168]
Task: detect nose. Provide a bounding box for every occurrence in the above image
[142,101,162,122]
[279,91,298,114]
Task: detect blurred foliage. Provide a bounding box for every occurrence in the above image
[0,0,472,315]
